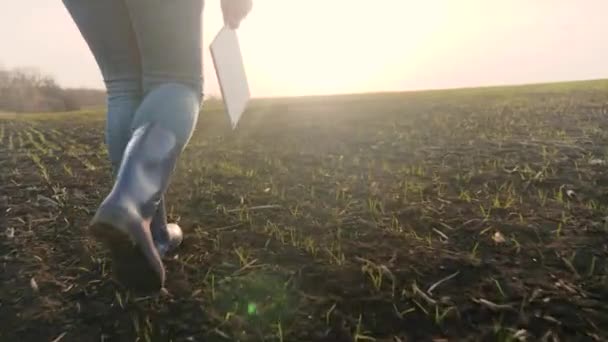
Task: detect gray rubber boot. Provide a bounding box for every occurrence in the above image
[108,168,183,258]
[150,197,183,258]
[90,122,181,294]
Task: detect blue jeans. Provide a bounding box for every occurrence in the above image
[62,0,204,167]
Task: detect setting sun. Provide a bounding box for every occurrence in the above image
[229,0,451,97]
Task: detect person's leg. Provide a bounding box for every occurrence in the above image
[61,0,142,168]
[63,0,180,259]
[89,0,204,293]
[63,0,167,293]
[126,0,204,144]
[125,0,204,255]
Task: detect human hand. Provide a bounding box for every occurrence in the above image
[221,0,253,29]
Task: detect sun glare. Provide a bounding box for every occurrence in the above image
[221,0,452,97]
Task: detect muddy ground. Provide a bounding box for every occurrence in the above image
[1,81,608,341]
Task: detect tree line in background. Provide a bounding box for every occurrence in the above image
[0,66,105,113]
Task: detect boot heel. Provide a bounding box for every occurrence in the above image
[90,205,165,294]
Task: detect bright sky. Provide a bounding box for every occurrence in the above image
[2,0,608,98]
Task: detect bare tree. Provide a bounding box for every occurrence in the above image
[0,65,105,113]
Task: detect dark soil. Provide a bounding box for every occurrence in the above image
[1,81,608,341]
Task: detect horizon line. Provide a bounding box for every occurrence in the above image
[64,76,608,101]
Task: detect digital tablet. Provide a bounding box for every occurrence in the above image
[210,26,251,129]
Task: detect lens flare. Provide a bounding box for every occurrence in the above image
[247,302,257,315]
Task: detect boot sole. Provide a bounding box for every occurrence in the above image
[90,205,165,294]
